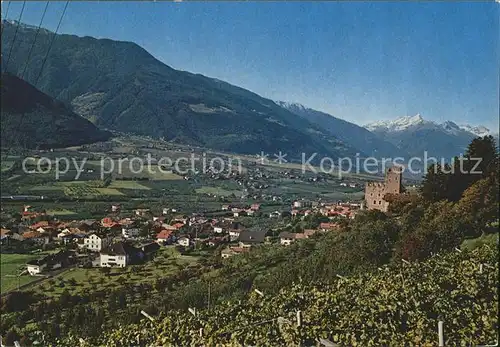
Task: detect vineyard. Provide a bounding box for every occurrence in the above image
[62,184,123,198]
[60,244,498,346]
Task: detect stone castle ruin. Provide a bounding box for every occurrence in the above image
[365,167,403,212]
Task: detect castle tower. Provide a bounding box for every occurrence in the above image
[364,166,403,212]
[384,166,402,195]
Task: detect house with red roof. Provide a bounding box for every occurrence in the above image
[221,246,250,259]
[250,204,261,211]
[101,217,119,228]
[156,230,175,244]
[319,222,341,231]
[22,231,50,245]
[30,221,49,230]
[171,222,185,230]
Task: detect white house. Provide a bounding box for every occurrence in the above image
[27,261,46,275]
[122,227,140,239]
[59,227,72,234]
[177,237,190,247]
[100,241,139,268]
[84,233,111,252]
[26,252,67,275]
[100,253,127,268]
[36,227,49,233]
[57,229,71,239]
[229,230,240,241]
[135,209,150,217]
[279,232,297,246]
[238,231,267,248]
[269,211,282,218]
[213,226,224,234]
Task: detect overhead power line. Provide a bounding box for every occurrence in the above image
[34,0,69,87]
[2,0,11,20]
[1,1,12,33]
[8,1,68,155]
[21,1,49,80]
[3,0,26,73]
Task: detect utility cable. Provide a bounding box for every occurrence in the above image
[21,1,49,80]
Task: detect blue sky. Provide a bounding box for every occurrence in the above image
[3,1,499,130]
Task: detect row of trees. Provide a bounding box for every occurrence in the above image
[388,135,499,260]
[420,135,498,202]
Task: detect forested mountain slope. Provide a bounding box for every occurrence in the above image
[2,20,357,158]
[0,73,110,149]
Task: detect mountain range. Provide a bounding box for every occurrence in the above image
[364,114,498,159]
[365,114,495,137]
[275,101,406,158]
[1,20,356,159]
[0,73,110,149]
[1,20,495,160]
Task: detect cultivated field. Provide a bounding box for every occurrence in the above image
[195,186,243,197]
[0,160,15,172]
[46,209,77,216]
[108,180,151,190]
[31,247,201,298]
[0,253,39,293]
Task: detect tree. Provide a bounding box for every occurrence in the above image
[34,303,46,321]
[59,290,72,308]
[140,224,151,237]
[353,209,388,224]
[464,135,498,179]
[352,219,400,266]
[100,267,111,276]
[397,232,426,261]
[117,291,127,309]
[454,177,500,237]
[5,328,20,346]
[1,291,37,312]
[102,173,113,187]
[421,136,499,203]
[386,193,422,215]
[396,200,465,260]
[19,335,32,347]
[420,163,452,202]
[107,291,119,310]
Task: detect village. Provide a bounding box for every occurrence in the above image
[0,198,363,275]
[0,166,406,290]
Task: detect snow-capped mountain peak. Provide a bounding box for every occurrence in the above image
[440,121,462,135]
[365,114,427,132]
[2,19,52,34]
[458,124,491,137]
[274,100,307,112]
[365,114,495,138]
